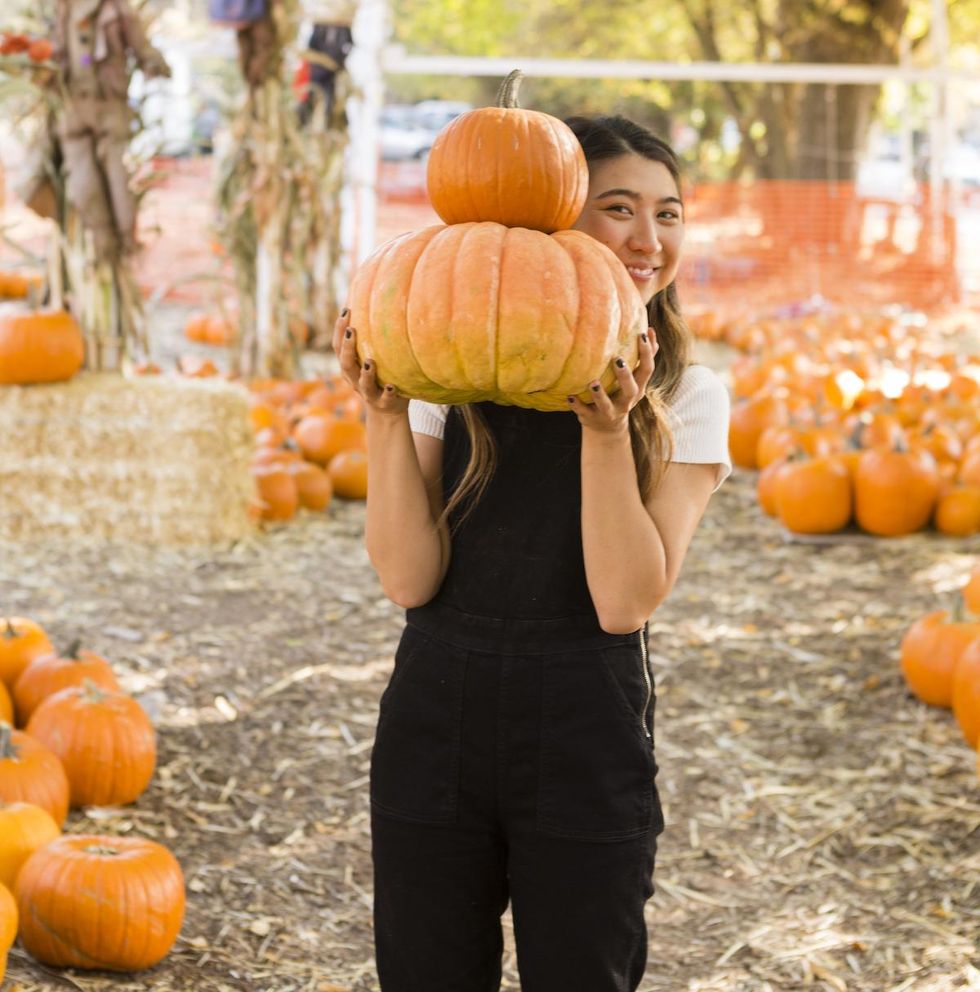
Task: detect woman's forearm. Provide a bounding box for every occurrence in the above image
[364,412,448,608]
[580,426,668,633]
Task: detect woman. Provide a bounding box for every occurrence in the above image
[333,115,731,992]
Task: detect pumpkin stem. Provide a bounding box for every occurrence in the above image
[80,677,108,703]
[66,638,83,659]
[2,619,15,640]
[0,721,17,760]
[83,844,120,857]
[496,69,524,109]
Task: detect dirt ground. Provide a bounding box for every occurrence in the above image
[3,428,980,992]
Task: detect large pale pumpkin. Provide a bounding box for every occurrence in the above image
[426,70,588,234]
[348,223,645,412]
[15,834,185,971]
[0,307,85,384]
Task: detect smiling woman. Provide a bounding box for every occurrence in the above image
[336,106,731,992]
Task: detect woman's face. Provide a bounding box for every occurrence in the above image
[572,153,685,305]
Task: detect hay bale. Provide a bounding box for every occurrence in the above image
[0,372,257,545]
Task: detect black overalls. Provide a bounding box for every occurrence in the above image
[370,402,665,992]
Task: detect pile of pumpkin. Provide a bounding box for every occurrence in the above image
[0,617,185,979]
[248,375,368,521]
[0,269,44,300]
[721,309,980,537]
[899,566,980,782]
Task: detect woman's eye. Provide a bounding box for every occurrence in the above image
[606,205,632,215]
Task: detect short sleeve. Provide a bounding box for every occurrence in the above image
[665,365,732,491]
[408,399,449,439]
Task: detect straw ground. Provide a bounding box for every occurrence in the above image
[1,452,979,992]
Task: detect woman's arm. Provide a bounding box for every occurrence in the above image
[333,317,450,608]
[571,332,720,633]
[580,429,716,632]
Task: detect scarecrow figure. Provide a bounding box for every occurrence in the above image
[50,0,170,256]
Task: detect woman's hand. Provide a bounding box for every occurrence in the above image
[332,309,409,417]
[567,330,659,434]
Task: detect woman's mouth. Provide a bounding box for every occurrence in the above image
[625,265,659,281]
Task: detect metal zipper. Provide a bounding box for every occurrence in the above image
[639,628,653,741]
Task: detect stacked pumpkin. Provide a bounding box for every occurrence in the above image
[248,373,369,520]
[899,567,980,782]
[347,69,646,410]
[0,616,185,975]
[721,310,980,537]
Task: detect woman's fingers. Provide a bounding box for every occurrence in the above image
[633,330,658,391]
[331,306,351,356]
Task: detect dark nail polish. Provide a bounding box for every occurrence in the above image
[567,396,575,404]
[344,329,352,339]
[363,361,371,371]
[591,383,601,392]
[641,333,648,344]
[341,307,349,318]
[385,384,394,392]
[615,358,625,368]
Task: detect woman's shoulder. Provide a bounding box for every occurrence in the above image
[666,364,731,423]
[408,399,449,439]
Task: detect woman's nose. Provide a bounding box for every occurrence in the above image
[628,219,661,252]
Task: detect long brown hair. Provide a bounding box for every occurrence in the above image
[443,115,693,528]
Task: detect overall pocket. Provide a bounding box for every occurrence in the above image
[537,645,657,842]
[370,625,466,825]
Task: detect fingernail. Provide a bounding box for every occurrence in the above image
[567,396,575,404]
[344,329,352,339]
[641,333,648,344]
[363,360,371,371]
[591,383,601,392]
[615,357,625,369]
[385,384,394,392]
[341,307,349,318]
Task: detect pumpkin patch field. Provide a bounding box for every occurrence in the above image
[0,305,979,992]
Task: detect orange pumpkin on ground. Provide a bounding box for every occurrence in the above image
[933,486,980,536]
[951,640,980,748]
[899,608,980,708]
[854,444,940,537]
[347,222,645,411]
[288,460,333,511]
[328,449,368,499]
[27,682,157,808]
[15,834,185,971]
[0,308,85,384]
[13,642,119,727]
[0,881,15,986]
[728,393,789,470]
[0,800,60,890]
[426,69,588,234]
[0,723,70,826]
[774,454,852,535]
[252,464,299,521]
[0,617,54,689]
[293,414,366,466]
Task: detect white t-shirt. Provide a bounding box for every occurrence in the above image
[408,364,732,491]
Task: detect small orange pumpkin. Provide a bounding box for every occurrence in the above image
[774,454,852,535]
[952,639,980,748]
[328,449,368,499]
[15,834,185,971]
[426,69,588,234]
[0,723,70,826]
[0,617,54,689]
[0,800,60,890]
[13,641,119,727]
[0,308,85,384]
[0,881,16,986]
[899,608,980,708]
[27,682,157,808]
[854,443,940,537]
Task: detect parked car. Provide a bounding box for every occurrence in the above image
[379,100,472,161]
